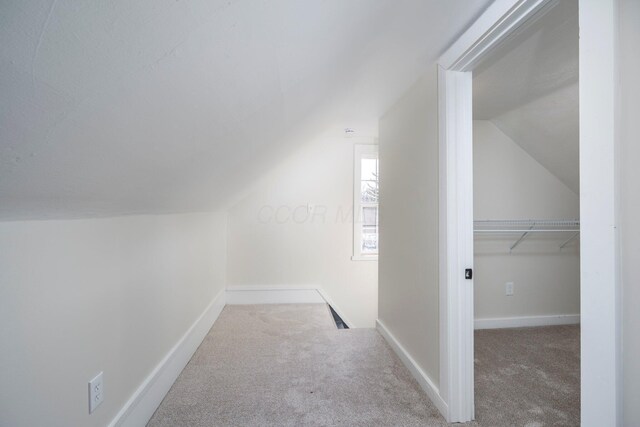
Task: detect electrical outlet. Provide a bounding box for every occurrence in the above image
[88,372,104,413]
[505,282,514,296]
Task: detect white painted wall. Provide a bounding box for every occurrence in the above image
[472,0,579,193]
[473,120,580,321]
[378,68,440,387]
[0,212,227,427]
[226,130,378,328]
[0,0,492,221]
[619,0,640,423]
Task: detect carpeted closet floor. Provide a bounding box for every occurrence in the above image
[474,325,580,426]
[147,304,579,427]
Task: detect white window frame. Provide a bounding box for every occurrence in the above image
[352,144,379,261]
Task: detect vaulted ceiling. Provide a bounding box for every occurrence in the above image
[473,0,579,193]
[1,0,491,220]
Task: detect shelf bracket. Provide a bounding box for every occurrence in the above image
[559,231,580,249]
[510,224,535,253]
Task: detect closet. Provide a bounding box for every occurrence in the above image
[470,0,581,425]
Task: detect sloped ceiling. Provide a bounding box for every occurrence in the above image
[0,0,491,220]
[473,0,579,193]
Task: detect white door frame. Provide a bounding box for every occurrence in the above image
[437,0,620,424]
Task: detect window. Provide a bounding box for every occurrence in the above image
[353,144,379,260]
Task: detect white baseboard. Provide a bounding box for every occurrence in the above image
[474,314,580,330]
[226,286,357,328]
[376,319,448,419]
[109,288,226,427]
[225,285,326,305]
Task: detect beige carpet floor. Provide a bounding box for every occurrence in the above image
[148,304,579,426]
[475,325,580,426]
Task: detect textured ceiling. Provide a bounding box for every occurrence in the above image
[0,0,491,220]
[473,0,579,193]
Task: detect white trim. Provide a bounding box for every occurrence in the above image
[438,0,556,71]
[353,144,379,260]
[109,289,226,427]
[437,0,564,422]
[474,314,580,330]
[579,0,620,425]
[226,286,355,328]
[225,284,319,291]
[376,320,448,418]
[438,66,475,423]
[225,285,326,305]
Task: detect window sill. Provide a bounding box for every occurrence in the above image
[351,255,378,261]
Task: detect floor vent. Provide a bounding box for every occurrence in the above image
[328,305,349,329]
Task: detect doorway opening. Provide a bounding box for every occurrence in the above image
[437,0,619,423]
[471,1,580,423]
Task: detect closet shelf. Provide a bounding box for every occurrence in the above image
[474,219,580,251]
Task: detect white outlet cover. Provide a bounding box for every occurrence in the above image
[88,372,104,413]
[505,282,514,296]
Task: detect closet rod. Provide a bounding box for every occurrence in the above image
[474,219,580,231]
[473,219,581,252]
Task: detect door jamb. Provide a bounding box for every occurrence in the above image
[437,0,620,423]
